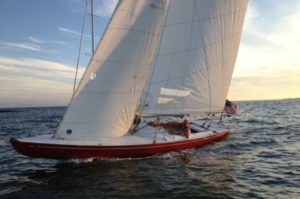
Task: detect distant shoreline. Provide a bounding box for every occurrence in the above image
[235,97,300,102]
[0,106,67,112]
[0,98,299,110]
[0,108,19,113]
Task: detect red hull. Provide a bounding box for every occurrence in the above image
[10,132,228,160]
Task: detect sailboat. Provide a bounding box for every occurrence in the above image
[10,0,248,160]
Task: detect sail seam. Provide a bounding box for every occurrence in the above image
[81,89,144,94]
[108,27,160,36]
[93,59,151,66]
[165,8,248,27]
[157,33,242,57]
[149,54,237,84]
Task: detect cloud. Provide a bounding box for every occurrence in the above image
[236,2,300,74]
[0,76,73,108]
[0,42,41,51]
[28,36,67,45]
[229,0,300,100]
[65,0,118,18]
[0,56,84,79]
[0,40,61,54]
[0,56,85,108]
[94,0,118,18]
[58,26,94,40]
[229,71,300,100]
[243,1,260,30]
[58,26,82,37]
[28,36,43,44]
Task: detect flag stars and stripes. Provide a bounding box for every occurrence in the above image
[224,99,238,115]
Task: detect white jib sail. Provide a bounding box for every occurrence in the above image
[55,0,170,140]
[140,0,248,116]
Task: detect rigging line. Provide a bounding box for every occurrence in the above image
[90,0,95,54]
[72,0,88,101]
[194,0,212,112]
[153,116,160,144]
[140,0,171,113]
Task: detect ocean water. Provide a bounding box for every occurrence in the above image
[0,99,299,199]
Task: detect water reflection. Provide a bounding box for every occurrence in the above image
[3,148,239,199]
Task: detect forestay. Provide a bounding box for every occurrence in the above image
[139,0,248,116]
[55,0,169,140]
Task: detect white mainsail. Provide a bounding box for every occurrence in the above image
[139,0,248,116]
[55,0,170,140]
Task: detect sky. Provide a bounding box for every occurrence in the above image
[0,0,299,108]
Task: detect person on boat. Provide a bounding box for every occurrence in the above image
[148,119,191,138]
[182,119,191,138]
[130,115,141,132]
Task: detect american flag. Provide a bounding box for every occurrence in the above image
[224,99,238,115]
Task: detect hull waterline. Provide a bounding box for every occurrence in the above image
[10,131,229,160]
